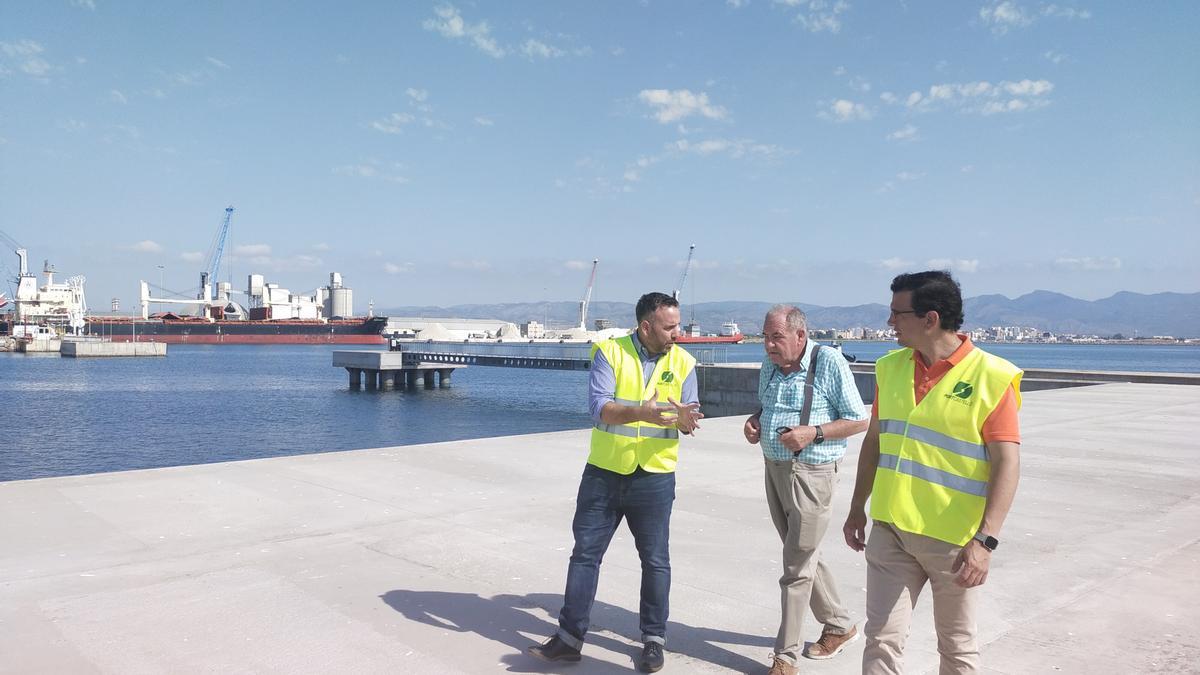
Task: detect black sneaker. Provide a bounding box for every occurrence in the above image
[638,642,665,673]
[527,635,582,663]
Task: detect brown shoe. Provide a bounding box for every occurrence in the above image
[767,656,798,675]
[803,625,859,660]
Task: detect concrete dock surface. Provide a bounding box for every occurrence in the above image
[2,383,1198,674]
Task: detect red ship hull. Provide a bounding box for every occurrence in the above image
[675,334,745,344]
[83,316,388,345]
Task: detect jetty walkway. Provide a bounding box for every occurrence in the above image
[2,383,1197,673]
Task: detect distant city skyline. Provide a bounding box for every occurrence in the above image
[2,2,1197,311]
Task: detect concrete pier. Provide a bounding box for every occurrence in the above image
[333,350,464,391]
[1,382,1197,673]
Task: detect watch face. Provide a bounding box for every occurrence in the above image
[985,536,999,550]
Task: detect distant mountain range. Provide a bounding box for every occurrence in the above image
[379,291,1200,338]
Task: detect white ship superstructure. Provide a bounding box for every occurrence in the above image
[10,252,88,333]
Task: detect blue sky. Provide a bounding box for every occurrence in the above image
[2,1,1197,312]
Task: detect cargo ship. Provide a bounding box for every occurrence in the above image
[84,314,388,344]
[674,320,745,344]
[84,270,389,344]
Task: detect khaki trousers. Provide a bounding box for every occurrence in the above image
[764,458,852,665]
[863,521,980,675]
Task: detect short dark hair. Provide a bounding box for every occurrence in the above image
[890,270,964,331]
[635,292,679,323]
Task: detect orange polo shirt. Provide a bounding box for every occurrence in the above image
[873,335,1021,444]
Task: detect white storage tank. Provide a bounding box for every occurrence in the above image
[330,287,353,319]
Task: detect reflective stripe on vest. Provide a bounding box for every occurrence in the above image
[588,335,697,475]
[871,346,1021,546]
[877,452,988,497]
[878,419,989,462]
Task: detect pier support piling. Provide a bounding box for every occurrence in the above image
[348,368,362,390]
[438,369,452,387]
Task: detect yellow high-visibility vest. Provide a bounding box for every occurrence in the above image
[588,335,697,474]
[871,346,1022,546]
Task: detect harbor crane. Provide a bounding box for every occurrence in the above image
[0,229,29,282]
[672,244,695,300]
[578,259,598,330]
[199,206,234,301]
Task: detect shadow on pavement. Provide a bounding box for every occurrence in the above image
[381,589,774,673]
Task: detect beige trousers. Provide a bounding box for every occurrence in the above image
[863,521,980,675]
[764,458,853,665]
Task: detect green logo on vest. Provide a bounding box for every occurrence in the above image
[951,381,974,399]
[660,371,675,383]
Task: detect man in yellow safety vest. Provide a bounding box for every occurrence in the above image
[528,292,703,673]
[842,270,1022,674]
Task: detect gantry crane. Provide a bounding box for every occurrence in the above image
[673,244,695,300]
[199,206,234,300]
[578,259,598,330]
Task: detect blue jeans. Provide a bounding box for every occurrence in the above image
[557,463,676,648]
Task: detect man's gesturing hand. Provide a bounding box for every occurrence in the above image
[667,396,703,435]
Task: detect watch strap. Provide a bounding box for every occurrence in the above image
[973,531,998,551]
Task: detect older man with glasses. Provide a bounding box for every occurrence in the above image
[744,304,869,675]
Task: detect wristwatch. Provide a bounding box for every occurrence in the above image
[813,425,825,444]
[973,531,999,551]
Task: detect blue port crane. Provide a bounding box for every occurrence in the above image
[199,206,234,299]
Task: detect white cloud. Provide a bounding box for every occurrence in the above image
[70,0,95,9]
[131,240,163,253]
[727,0,750,7]
[312,243,331,251]
[473,116,494,126]
[980,1,1091,34]
[371,112,415,134]
[671,137,785,158]
[880,257,915,271]
[1054,256,1121,271]
[333,162,408,183]
[774,0,851,34]
[961,164,975,173]
[1,39,53,78]
[887,124,919,141]
[449,259,492,271]
[405,87,429,102]
[979,1,1031,34]
[234,244,272,257]
[59,119,87,132]
[1042,4,1091,20]
[180,251,204,263]
[564,260,592,271]
[622,137,786,185]
[521,39,565,60]
[205,56,230,70]
[384,262,413,274]
[849,76,871,93]
[423,4,506,58]
[879,92,898,105]
[904,79,1054,115]
[109,89,127,104]
[927,258,979,273]
[637,89,729,124]
[826,99,872,122]
[1044,50,1067,64]
[897,171,924,181]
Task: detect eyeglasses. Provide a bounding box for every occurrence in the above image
[889,308,920,318]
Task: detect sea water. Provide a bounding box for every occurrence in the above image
[1,341,1196,481]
